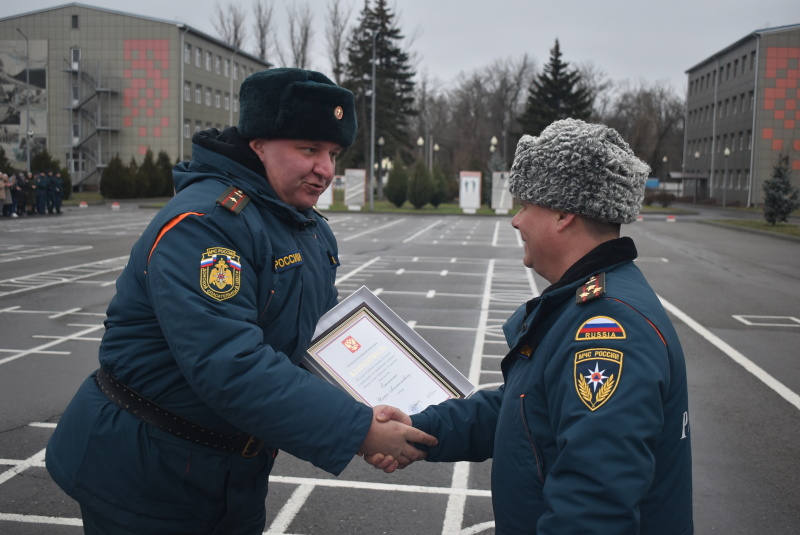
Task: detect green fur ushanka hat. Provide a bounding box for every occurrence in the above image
[238,68,357,148]
[509,118,650,224]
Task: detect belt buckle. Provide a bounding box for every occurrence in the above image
[242,436,264,458]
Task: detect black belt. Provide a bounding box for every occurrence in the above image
[95,368,264,457]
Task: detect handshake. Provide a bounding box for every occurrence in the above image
[357,405,437,473]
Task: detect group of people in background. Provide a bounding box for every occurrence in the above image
[1,169,64,218]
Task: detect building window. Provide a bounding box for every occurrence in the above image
[749,91,754,111]
[224,59,230,77]
[71,15,79,29]
[205,52,212,71]
[195,85,202,104]
[734,59,739,76]
[233,62,239,80]
[233,95,239,112]
[215,56,221,75]
[195,47,202,68]
[215,91,221,108]
[184,82,191,101]
[195,121,202,133]
[750,51,755,71]
[205,88,212,106]
[183,121,190,139]
[224,93,230,110]
[184,44,191,64]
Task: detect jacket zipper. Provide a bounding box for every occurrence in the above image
[519,394,544,484]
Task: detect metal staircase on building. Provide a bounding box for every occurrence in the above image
[65,59,120,190]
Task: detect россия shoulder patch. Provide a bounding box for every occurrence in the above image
[575,316,626,341]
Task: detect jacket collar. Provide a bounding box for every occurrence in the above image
[525,237,637,316]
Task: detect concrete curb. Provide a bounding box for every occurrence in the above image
[696,219,800,243]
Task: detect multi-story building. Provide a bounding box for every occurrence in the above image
[0,3,269,190]
[684,23,800,207]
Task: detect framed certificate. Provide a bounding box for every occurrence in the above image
[303,286,475,414]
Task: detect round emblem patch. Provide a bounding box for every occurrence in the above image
[334,106,344,120]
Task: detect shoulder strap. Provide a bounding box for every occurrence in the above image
[216,186,250,215]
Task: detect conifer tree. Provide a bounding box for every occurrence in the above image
[156,151,175,197]
[384,161,408,208]
[517,39,592,137]
[341,0,416,170]
[763,153,800,225]
[136,149,158,198]
[408,159,432,209]
[429,166,447,207]
[100,155,129,198]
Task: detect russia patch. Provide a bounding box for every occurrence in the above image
[574,348,623,411]
[575,316,626,341]
[200,247,241,301]
[273,251,304,273]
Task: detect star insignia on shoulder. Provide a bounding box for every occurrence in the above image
[576,272,606,304]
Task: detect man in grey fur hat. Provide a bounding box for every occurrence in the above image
[369,118,693,534]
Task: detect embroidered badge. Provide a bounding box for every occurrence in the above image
[334,106,344,120]
[199,247,241,301]
[576,272,606,304]
[574,348,623,411]
[328,251,340,267]
[575,316,626,341]
[273,251,304,273]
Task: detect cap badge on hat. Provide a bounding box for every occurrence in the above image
[334,106,344,120]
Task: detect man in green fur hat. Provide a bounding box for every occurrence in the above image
[46,68,436,535]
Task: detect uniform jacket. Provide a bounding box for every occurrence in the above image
[412,238,693,535]
[46,127,373,529]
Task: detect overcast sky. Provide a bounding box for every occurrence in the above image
[3,0,799,93]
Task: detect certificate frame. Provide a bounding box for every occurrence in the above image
[303,286,475,414]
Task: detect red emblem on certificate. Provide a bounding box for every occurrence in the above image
[342,336,361,353]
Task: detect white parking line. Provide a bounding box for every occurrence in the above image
[659,296,800,411]
[403,219,443,243]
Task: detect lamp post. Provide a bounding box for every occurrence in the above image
[417,136,424,160]
[16,28,30,173]
[693,151,700,203]
[368,30,377,211]
[722,147,730,208]
[433,143,439,168]
[376,136,384,200]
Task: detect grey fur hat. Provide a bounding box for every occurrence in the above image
[508,118,650,224]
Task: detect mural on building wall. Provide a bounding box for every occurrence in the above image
[122,39,170,156]
[761,46,800,170]
[0,39,47,169]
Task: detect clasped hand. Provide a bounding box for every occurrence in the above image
[358,405,436,473]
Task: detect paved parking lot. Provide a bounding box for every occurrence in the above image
[1,204,799,534]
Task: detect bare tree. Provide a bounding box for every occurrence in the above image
[277,2,314,69]
[211,1,247,49]
[601,79,685,171]
[575,61,613,120]
[252,0,275,63]
[325,0,352,84]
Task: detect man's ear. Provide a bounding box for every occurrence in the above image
[555,211,577,232]
[249,138,265,157]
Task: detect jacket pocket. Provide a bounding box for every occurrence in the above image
[518,394,545,484]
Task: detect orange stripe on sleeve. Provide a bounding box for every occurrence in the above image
[148,212,204,263]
